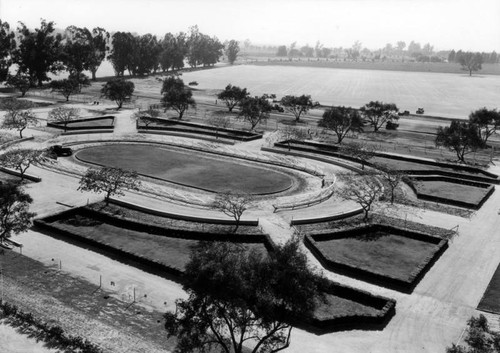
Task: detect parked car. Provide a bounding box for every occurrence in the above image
[416,108,425,114]
[49,145,73,157]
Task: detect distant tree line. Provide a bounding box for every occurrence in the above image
[0,19,230,93]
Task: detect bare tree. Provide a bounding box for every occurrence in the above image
[278,124,308,150]
[78,167,141,205]
[375,165,406,204]
[207,114,231,139]
[47,106,80,132]
[339,141,377,169]
[0,98,37,138]
[338,173,383,221]
[133,106,161,130]
[212,192,253,233]
[0,148,42,181]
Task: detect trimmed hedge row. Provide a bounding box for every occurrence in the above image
[305,224,448,293]
[35,206,397,333]
[137,117,263,141]
[290,208,363,225]
[34,206,271,278]
[138,129,235,145]
[274,140,499,183]
[61,129,114,135]
[47,116,115,131]
[405,176,496,209]
[0,136,34,150]
[108,198,259,226]
[0,299,102,353]
[300,280,396,332]
[0,166,41,182]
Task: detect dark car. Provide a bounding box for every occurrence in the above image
[49,145,73,157]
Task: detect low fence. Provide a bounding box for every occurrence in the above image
[290,208,363,225]
[0,136,35,150]
[0,166,41,182]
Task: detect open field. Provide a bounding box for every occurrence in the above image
[180,65,500,119]
[75,143,295,194]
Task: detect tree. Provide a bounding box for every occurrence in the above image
[0,182,36,244]
[100,78,135,109]
[211,192,253,233]
[88,27,109,80]
[338,173,383,221]
[77,167,141,205]
[164,237,323,353]
[445,315,500,353]
[280,95,317,122]
[360,101,399,132]
[217,84,249,112]
[339,142,376,169]
[107,32,135,76]
[225,39,240,65]
[469,108,500,145]
[458,52,483,76]
[238,95,273,130]
[278,125,308,150]
[0,20,16,83]
[47,107,80,132]
[207,114,231,139]
[50,74,90,101]
[318,106,364,144]
[161,76,196,119]
[0,98,37,138]
[5,74,34,97]
[132,106,161,129]
[0,149,42,181]
[376,165,405,204]
[276,45,287,57]
[13,19,63,86]
[435,120,484,163]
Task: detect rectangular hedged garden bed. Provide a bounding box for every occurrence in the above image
[305,224,448,293]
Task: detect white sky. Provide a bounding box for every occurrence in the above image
[1,0,499,51]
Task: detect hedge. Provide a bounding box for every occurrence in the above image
[305,224,448,293]
[405,176,495,209]
[47,116,115,131]
[273,140,499,183]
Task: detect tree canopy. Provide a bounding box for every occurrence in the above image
[47,107,80,132]
[238,95,273,130]
[338,173,383,221]
[435,120,484,163]
[100,78,135,109]
[160,76,196,119]
[225,39,240,65]
[468,107,500,145]
[0,182,36,243]
[165,237,324,353]
[211,192,253,232]
[318,106,364,144]
[360,101,399,132]
[13,19,64,86]
[0,149,42,181]
[217,84,249,112]
[280,95,317,122]
[0,20,16,83]
[0,98,37,138]
[458,52,483,76]
[77,167,141,204]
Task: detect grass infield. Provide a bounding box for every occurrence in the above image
[75,143,295,194]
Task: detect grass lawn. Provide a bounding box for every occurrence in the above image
[312,231,439,282]
[48,211,268,272]
[64,117,115,128]
[412,180,493,205]
[478,263,500,314]
[76,143,294,194]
